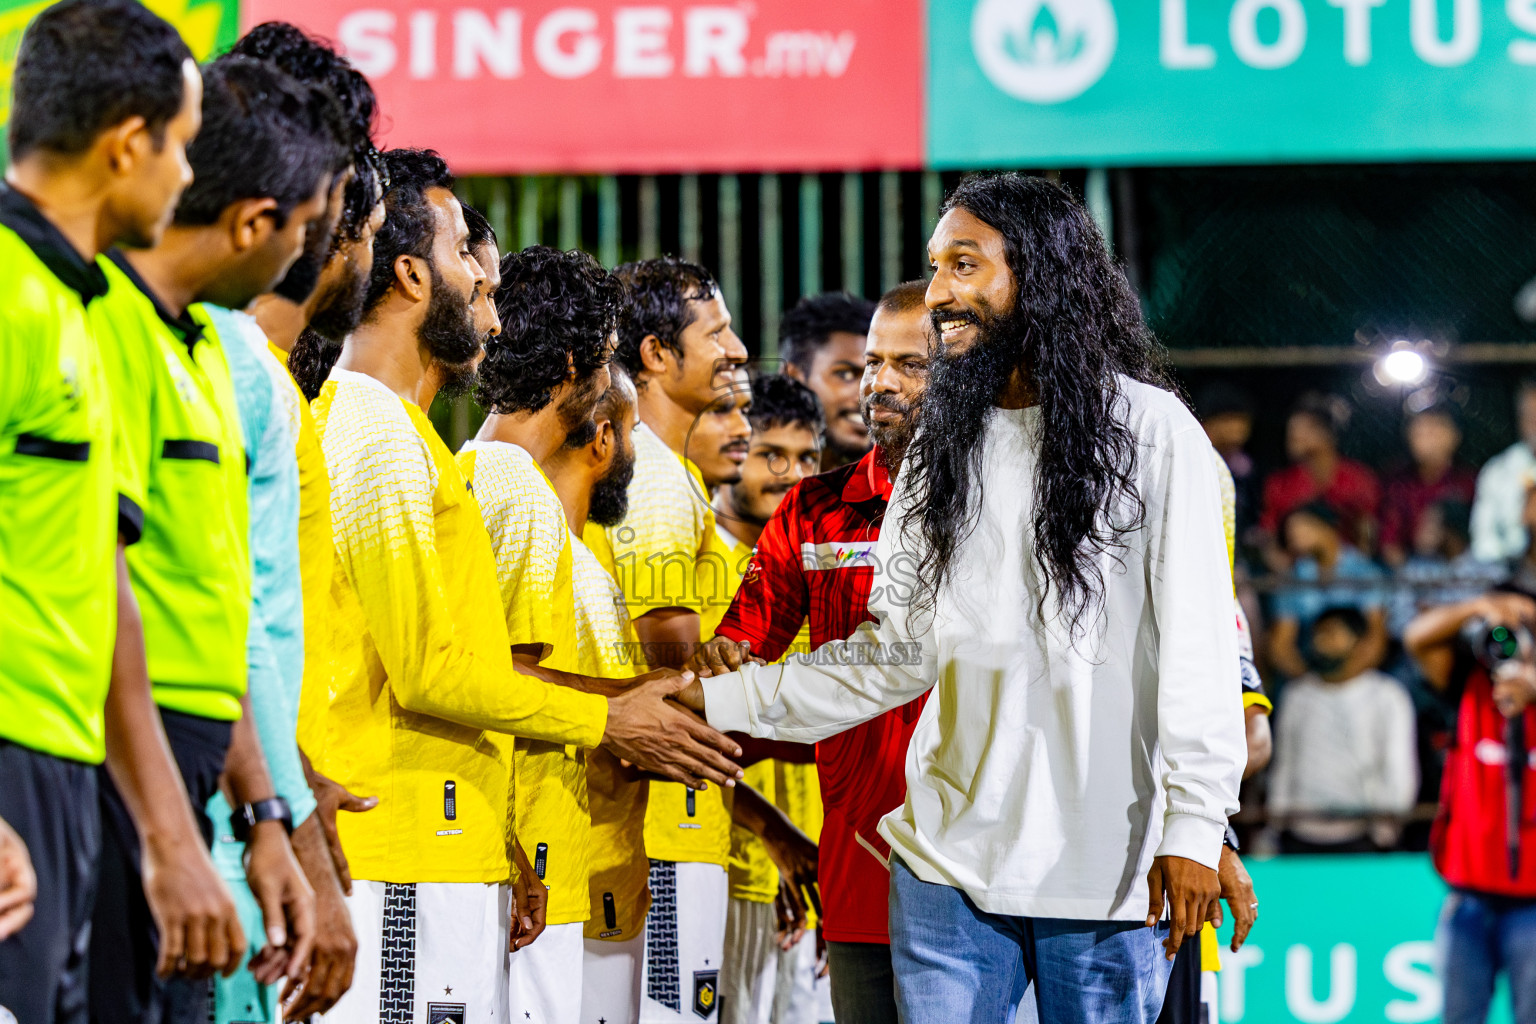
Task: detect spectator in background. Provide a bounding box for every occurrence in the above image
[1198,383,1259,556]
[780,292,878,470]
[1267,502,1389,680]
[1381,405,1478,567]
[1260,393,1381,563]
[1503,485,1536,597]
[1472,378,1536,562]
[1267,606,1418,854]
[1389,501,1505,638]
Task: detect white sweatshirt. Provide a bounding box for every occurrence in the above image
[703,378,1246,921]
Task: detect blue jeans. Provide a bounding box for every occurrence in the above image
[1441,889,1536,1024]
[888,858,1173,1024]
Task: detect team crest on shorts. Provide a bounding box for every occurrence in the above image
[693,970,719,1018]
[427,1003,466,1024]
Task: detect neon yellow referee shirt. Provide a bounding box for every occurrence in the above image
[91,253,250,723]
[0,185,117,764]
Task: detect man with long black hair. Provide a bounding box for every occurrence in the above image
[682,174,1245,1023]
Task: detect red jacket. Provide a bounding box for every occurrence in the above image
[1432,664,1536,897]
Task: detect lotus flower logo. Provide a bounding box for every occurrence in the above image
[973,0,1118,104]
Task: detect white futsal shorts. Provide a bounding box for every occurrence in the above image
[720,898,777,1024]
[772,929,831,1024]
[322,879,509,1023]
[639,861,729,1023]
[582,933,645,1024]
[508,920,584,1024]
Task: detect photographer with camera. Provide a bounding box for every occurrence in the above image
[1405,586,1536,1024]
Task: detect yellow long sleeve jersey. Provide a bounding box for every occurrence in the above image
[571,532,653,942]
[587,423,730,868]
[459,440,591,924]
[311,369,606,884]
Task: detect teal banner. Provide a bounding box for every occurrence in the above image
[1214,854,1509,1023]
[929,0,1536,167]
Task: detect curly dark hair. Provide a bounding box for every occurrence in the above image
[231,22,384,243]
[460,201,496,250]
[903,173,1173,636]
[612,256,718,379]
[360,148,454,319]
[475,246,623,415]
[779,292,876,373]
[747,373,824,438]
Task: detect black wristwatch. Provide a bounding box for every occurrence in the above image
[1223,824,1241,852]
[230,796,293,842]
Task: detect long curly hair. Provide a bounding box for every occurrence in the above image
[903,173,1173,636]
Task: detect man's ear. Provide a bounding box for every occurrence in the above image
[638,335,673,377]
[394,253,428,302]
[100,116,150,178]
[227,198,279,253]
[783,360,807,384]
[590,417,615,467]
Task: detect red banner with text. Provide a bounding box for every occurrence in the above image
[240,0,922,174]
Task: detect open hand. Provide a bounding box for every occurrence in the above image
[1217,845,1258,953]
[143,831,246,979]
[603,671,743,788]
[244,823,317,987]
[1145,855,1220,961]
[302,754,377,896]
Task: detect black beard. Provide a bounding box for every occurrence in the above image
[861,392,919,466]
[588,439,636,527]
[271,214,336,304]
[418,266,481,367]
[307,260,370,341]
[435,357,479,401]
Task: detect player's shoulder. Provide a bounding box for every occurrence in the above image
[1117,376,1199,433]
[619,424,707,532]
[316,370,429,467]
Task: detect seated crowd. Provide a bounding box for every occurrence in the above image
[1202,382,1536,854]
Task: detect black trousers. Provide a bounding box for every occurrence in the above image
[0,740,100,1024]
[88,709,232,1024]
[1155,933,1205,1024]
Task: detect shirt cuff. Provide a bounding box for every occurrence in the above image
[702,671,755,734]
[1155,812,1227,870]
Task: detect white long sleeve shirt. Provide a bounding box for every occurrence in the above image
[703,378,1246,921]
[1471,440,1536,563]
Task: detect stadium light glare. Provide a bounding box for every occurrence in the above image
[1376,348,1428,386]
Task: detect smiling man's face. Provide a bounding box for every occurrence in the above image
[925,207,1018,355]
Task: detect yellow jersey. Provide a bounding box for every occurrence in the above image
[459,440,590,925]
[312,369,606,883]
[273,344,337,766]
[590,422,731,868]
[571,531,654,942]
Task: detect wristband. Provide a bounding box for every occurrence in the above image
[230,796,293,842]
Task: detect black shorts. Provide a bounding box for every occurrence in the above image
[88,708,233,1024]
[0,739,100,1024]
[1156,933,1206,1024]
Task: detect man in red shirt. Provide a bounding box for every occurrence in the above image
[691,281,931,1024]
[1259,393,1381,558]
